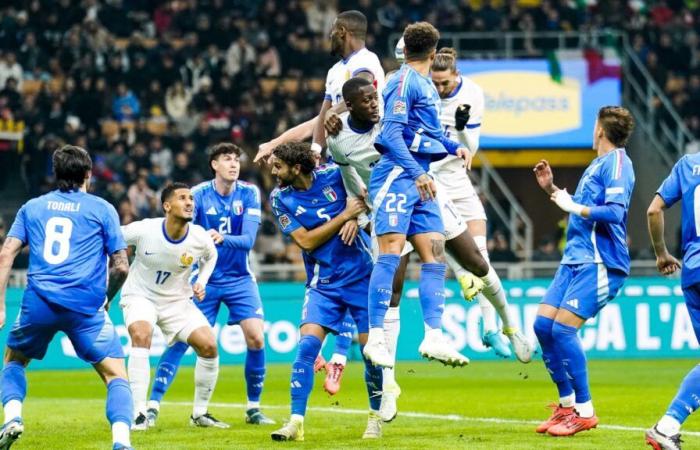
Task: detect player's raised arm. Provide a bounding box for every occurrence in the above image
[0,237,23,328]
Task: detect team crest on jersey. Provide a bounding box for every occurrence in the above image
[179,253,194,268]
[279,214,291,230]
[392,100,406,115]
[389,213,398,227]
[233,200,243,215]
[322,186,338,202]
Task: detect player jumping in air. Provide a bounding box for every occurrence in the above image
[0,146,133,450]
[148,144,274,426]
[533,106,635,436]
[268,142,383,441]
[363,22,474,369]
[645,154,700,450]
[119,183,226,431]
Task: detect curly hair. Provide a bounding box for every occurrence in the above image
[403,22,440,61]
[208,142,242,175]
[597,106,635,148]
[272,141,316,175]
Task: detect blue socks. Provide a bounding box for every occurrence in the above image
[1,361,27,406]
[150,341,189,403]
[533,315,574,399]
[106,378,133,427]
[552,321,591,403]
[368,254,400,328]
[666,364,700,424]
[419,263,447,329]
[245,348,266,404]
[290,335,322,416]
[361,347,383,411]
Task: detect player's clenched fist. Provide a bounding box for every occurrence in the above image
[415,173,437,201]
[455,104,471,131]
[192,282,206,301]
[343,197,367,220]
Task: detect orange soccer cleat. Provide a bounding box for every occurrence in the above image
[323,362,345,395]
[547,412,599,436]
[535,403,575,434]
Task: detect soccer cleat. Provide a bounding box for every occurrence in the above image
[646,425,682,450]
[246,408,276,425]
[363,335,394,368]
[482,330,512,358]
[418,333,469,367]
[313,354,327,373]
[131,412,148,431]
[146,407,159,427]
[378,380,401,422]
[190,412,230,429]
[0,417,23,450]
[457,273,485,301]
[323,362,345,395]
[503,327,533,363]
[535,403,575,434]
[547,412,598,436]
[270,417,304,442]
[362,411,382,439]
[112,444,135,450]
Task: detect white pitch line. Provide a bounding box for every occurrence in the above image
[163,401,700,437]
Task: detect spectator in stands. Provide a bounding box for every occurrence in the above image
[127,172,156,219]
[112,82,141,122]
[489,230,520,263]
[0,52,23,90]
[532,237,562,262]
[255,34,281,77]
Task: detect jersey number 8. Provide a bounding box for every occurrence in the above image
[43,217,73,264]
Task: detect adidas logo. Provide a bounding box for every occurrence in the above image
[295,206,307,216]
[206,206,218,215]
[255,307,264,315]
[291,381,302,388]
[566,298,579,309]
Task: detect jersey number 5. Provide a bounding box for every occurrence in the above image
[43,217,73,264]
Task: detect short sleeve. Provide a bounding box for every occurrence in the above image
[324,69,333,102]
[7,204,27,244]
[382,71,413,125]
[103,203,127,254]
[467,85,485,129]
[120,220,143,247]
[657,160,683,207]
[244,186,262,224]
[270,194,302,236]
[599,151,631,205]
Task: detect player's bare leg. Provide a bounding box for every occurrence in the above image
[239,318,275,425]
[127,321,153,431]
[94,357,134,450]
[187,326,228,429]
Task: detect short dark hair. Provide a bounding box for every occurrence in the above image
[597,106,635,147]
[342,77,372,103]
[336,10,367,40]
[53,145,92,192]
[272,142,315,175]
[161,182,191,205]
[208,142,242,175]
[403,22,440,61]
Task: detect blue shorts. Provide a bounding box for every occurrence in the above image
[198,277,264,326]
[369,158,444,237]
[301,278,369,334]
[541,263,627,319]
[683,284,700,341]
[7,288,124,363]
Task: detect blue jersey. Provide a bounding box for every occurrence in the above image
[7,190,126,314]
[657,153,700,288]
[562,148,635,274]
[270,164,373,290]
[374,64,452,167]
[191,179,261,284]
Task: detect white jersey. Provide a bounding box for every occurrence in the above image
[324,48,385,106]
[120,218,218,304]
[326,112,381,198]
[431,75,485,174]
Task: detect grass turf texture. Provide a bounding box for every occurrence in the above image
[13,359,700,449]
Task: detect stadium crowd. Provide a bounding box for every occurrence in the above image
[0,0,696,263]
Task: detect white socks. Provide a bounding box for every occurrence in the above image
[481,267,513,330]
[128,347,151,416]
[368,327,384,342]
[575,400,594,418]
[3,400,21,424]
[478,296,499,332]
[657,414,681,436]
[329,354,347,366]
[112,422,130,446]
[560,393,575,408]
[147,400,160,411]
[247,400,261,410]
[291,414,304,423]
[193,356,219,418]
[383,306,401,384]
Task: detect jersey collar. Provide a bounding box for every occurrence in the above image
[446,76,463,99]
[162,219,189,244]
[342,47,365,64]
[347,115,375,134]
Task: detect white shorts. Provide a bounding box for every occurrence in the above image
[433,169,487,223]
[120,296,211,345]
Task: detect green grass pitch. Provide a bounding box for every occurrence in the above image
[13,358,700,449]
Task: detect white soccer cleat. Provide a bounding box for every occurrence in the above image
[419,333,470,367]
[190,412,230,429]
[646,425,682,450]
[270,417,304,442]
[146,407,159,428]
[0,417,23,450]
[362,411,383,439]
[362,335,394,368]
[131,412,148,431]
[378,380,401,422]
[503,327,533,363]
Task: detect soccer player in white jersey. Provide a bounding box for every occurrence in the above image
[119,183,227,430]
[429,47,532,363]
[254,10,384,162]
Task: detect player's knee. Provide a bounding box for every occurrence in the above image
[533,315,554,341]
[246,333,265,350]
[129,327,152,348]
[196,340,218,359]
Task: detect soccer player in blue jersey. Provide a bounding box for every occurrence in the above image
[268,142,384,441]
[364,22,473,368]
[147,143,274,426]
[645,154,700,450]
[0,146,134,450]
[533,106,635,437]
